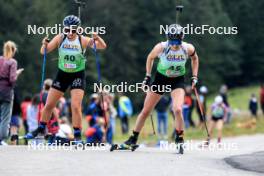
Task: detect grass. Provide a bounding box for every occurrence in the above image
[112,85,264,144]
[207,85,260,110]
[112,112,264,144]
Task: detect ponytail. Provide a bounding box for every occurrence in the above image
[3,41,17,59]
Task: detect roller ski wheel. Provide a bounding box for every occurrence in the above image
[73,140,85,150]
[198,140,210,149]
[110,143,139,152]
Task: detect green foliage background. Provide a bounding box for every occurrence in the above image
[0,0,263,111]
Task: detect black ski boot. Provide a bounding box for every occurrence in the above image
[110,131,139,151]
[25,126,45,139]
[175,130,184,154]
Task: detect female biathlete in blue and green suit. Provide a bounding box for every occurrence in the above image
[26,15,107,143]
[122,24,199,153]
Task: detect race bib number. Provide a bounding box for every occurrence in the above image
[64,63,77,69]
[166,66,182,77]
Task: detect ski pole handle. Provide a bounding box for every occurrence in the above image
[176,5,184,12]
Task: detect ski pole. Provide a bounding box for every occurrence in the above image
[40,35,48,91]
[150,113,156,135]
[92,37,107,128]
[175,5,184,24]
[194,87,210,138]
[38,34,49,122]
[74,0,86,20]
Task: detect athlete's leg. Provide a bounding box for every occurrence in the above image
[70,89,84,140]
[26,88,63,138]
[170,88,185,153]
[134,91,162,132]
[216,119,224,143]
[41,88,64,122]
[171,88,185,133]
[124,91,161,145]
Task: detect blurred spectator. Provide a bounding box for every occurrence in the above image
[0,41,23,145]
[183,86,194,129]
[58,97,68,118]
[65,98,72,124]
[41,79,59,143]
[85,118,105,144]
[155,96,170,139]
[260,84,264,115]
[186,86,195,127]
[220,85,229,106]
[27,95,40,132]
[107,93,117,144]
[118,93,133,134]
[21,95,31,133]
[10,88,21,145]
[249,94,258,118]
[220,84,232,123]
[205,95,227,145]
[196,86,208,128]
[41,79,52,104]
[85,92,115,144]
[55,117,74,145]
[85,93,100,127]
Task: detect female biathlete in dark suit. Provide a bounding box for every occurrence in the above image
[122,24,199,153]
[26,15,107,143]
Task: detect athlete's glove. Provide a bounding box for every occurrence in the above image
[143,74,151,86]
[191,76,198,89]
[42,37,50,47]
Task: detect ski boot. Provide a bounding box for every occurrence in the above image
[110,132,139,152]
[24,126,45,139]
[175,130,184,154]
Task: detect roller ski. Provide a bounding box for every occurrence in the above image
[110,143,139,152]
[110,132,139,152]
[22,125,46,140]
[198,138,210,149]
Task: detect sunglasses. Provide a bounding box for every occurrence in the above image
[168,39,181,46]
[64,28,77,34]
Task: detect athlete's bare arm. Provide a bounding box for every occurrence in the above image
[84,33,107,50]
[146,43,164,75]
[187,43,199,78]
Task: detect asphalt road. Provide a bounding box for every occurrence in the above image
[0,134,264,176]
